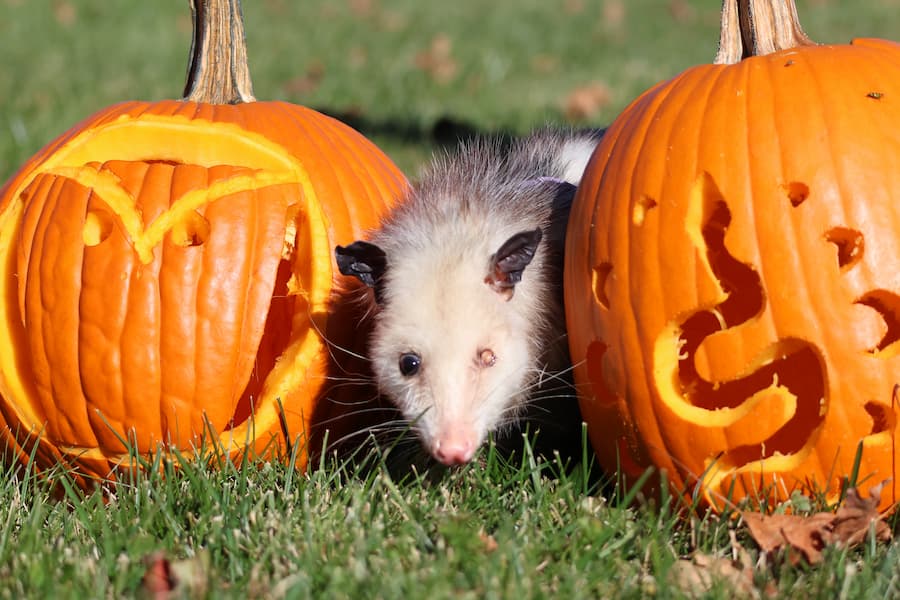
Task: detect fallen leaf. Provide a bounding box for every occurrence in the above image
[141,553,176,597]
[741,511,835,565]
[282,62,326,97]
[830,480,893,547]
[668,0,695,23]
[602,0,625,28]
[140,551,209,599]
[562,82,612,121]
[349,0,375,17]
[564,0,586,15]
[479,530,498,553]
[741,481,894,565]
[669,553,758,599]
[53,0,76,26]
[414,34,458,84]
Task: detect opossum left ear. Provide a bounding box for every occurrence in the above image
[486,228,543,298]
[335,241,388,301]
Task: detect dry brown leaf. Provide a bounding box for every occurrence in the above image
[602,0,625,28]
[668,0,695,23]
[564,0,586,15]
[831,480,893,547]
[140,551,209,599]
[282,62,326,97]
[414,34,458,85]
[669,553,758,599]
[741,511,835,564]
[563,82,611,121]
[141,552,176,598]
[479,530,499,553]
[53,0,76,26]
[349,0,375,17]
[741,481,894,565]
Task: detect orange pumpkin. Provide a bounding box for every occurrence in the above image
[0,0,406,484]
[566,0,900,510]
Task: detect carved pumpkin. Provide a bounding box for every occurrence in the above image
[0,0,406,484]
[566,0,899,510]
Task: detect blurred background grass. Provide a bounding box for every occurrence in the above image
[2,0,900,181]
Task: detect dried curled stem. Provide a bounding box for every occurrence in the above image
[715,0,816,65]
[183,0,256,104]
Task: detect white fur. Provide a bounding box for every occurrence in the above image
[555,138,600,185]
[371,218,539,456]
[356,127,604,462]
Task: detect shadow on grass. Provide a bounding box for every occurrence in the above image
[314,109,517,149]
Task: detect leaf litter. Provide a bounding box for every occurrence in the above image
[668,480,894,598]
[741,480,893,566]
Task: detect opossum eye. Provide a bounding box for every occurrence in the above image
[478,349,497,368]
[398,352,422,377]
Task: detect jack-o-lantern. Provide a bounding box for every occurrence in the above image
[0,0,406,484]
[566,0,899,510]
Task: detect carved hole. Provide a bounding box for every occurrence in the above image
[824,227,864,271]
[170,210,210,247]
[699,199,764,326]
[864,401,896,435]
[674,174,825,466]
[591,262,612,310]
[855,290,900,356]
[632,194,657,226]
[227,259,295,430]
[82,208,114,247]
[784,181,809,207]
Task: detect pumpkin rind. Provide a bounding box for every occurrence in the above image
[566,38,900,510]
[0,100,406,482]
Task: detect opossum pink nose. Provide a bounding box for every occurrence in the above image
[433,433,477,466]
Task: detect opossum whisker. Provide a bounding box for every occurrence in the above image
[330,127,604,465]
[321,418,416,452]
[297,299,378,370]
[310,406,400,430]
[320,376,377,389]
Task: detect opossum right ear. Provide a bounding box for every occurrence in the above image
[335,241,388,300]
[486,228,543,299]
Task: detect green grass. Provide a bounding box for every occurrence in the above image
[4,0,900,179]
[2,1,900,598]
[1,439,898,599]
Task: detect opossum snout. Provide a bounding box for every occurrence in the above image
[431,425,479,466]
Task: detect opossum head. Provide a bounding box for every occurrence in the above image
[335,224,552,466]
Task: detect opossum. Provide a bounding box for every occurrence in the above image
[335,128,603,466]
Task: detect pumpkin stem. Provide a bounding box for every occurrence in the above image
[183,0,256,103]
[714,0,815,65]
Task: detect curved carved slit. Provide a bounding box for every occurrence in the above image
[697,198,764,327]
[674,175,826,468]
[632,194,658,226]
[856,290,900,356]
[864,401,896,435]
[592,262,613,310]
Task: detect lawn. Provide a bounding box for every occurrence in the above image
[1,0,900,598]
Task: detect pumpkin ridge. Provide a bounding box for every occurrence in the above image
[639,68,733,481]
[303,109,369,237]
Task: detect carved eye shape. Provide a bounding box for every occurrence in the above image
[398,352,422,377]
